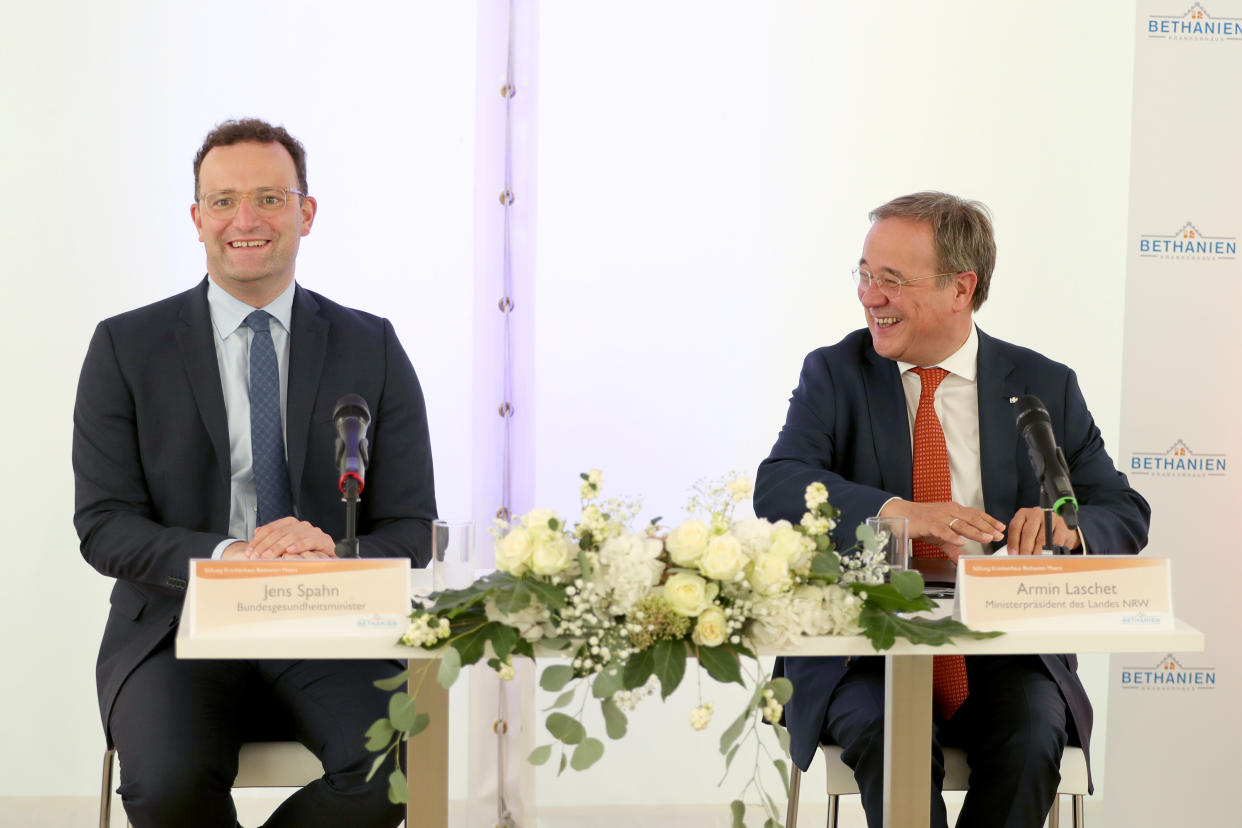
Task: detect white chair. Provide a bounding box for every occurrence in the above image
[784,744,1088,828]
[99,741,323,828]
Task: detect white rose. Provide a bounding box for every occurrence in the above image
[770,521,814,571]
[698,533,748,582]
[663,572,719,617]
[692,605,728,648]
[530,533,575,576]
[666,519,710,566]
[494,527,533,575]
[748,550,792,597]
[522,508,559,531]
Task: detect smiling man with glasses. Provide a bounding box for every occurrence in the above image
[754,191,1150,827]
[74,119,437,828]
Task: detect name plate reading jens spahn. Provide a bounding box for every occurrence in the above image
[187,558,411,638]
[954,556,1173,631]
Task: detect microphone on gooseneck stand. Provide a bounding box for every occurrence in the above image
[1014,395,1079,554]
[333,394,371,558]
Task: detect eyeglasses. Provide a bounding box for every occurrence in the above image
[851,267,959,298]
[197,187,307,220]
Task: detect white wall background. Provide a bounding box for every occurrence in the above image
[1,0,1141,821]
[0,0,477,801]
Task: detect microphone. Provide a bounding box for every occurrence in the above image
[1014,395,1079,530]
[333,394,371,495]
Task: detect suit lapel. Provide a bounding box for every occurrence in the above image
[175,280,231,486]
[976,328,1023,521]
[286,285,329,507]
[862,344,913,498]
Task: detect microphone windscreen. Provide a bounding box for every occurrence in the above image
[332,394,371,427]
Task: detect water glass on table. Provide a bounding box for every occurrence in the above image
[865,515,910,577]
[432,519,474,591]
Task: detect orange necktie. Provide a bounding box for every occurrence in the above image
[910,367,969,719]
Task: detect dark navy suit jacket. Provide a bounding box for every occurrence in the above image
[73,278,437,741]
[754,327,1150,791]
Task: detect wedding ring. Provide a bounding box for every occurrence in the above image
[948,517,960,531]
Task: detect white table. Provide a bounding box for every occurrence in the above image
[178,613,1205,828]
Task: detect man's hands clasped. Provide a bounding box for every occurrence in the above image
[221,517,338,560]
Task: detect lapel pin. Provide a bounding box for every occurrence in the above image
[1008,396,1018,404]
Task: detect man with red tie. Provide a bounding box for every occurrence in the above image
[754,192,1149,827]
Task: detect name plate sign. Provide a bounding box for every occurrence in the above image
[954,556,1172,631]
[187,558,411,638]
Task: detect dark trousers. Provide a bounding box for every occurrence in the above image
[821,655,1070,828]
[109,639,405,828]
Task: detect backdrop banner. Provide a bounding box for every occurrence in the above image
[1105,3,1242,823]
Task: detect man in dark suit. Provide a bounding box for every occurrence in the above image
[73,119,436,827]
[754,192,1149,828]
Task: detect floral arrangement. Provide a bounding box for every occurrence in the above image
[365,472,997,825]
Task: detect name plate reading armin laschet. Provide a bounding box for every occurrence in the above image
[954,556,1173,631]
[187,558,411,638]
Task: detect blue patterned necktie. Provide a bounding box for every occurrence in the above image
[244,310,294,527]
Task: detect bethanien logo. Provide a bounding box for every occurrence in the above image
[1130,439,1226,478]
[1119,654,1216,691]
[1147,4,1242,40]
[1138,222,1237,260]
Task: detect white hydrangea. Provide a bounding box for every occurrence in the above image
[595,533,664,615]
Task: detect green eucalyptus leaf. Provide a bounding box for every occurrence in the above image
[890,568,926,601]
[388,768,409,804]
[540,664,577,692]
[723,742,741,772]
[528,744,553,766]
[545,712,586,745]
[767,677,794,705]
[809,550,841,580]
[600,699,628,739]
[364,718,395,751]
[774,758,790,796]
[408,712,431,738]
[569,737,605,771]
[366,751,388,783]
[538,636,571,651]
[372,669,410,692]
[719,708,749,755]
[730,799,746,828]
[697,644,744,686]
[558,753,567,775]
[545,689,576,711]
[387,692,416,732]
[774,722,792,755]
[856,523,877,550]
[652,638,687,700]
[436,646,462,689]
[592,668,624,699]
